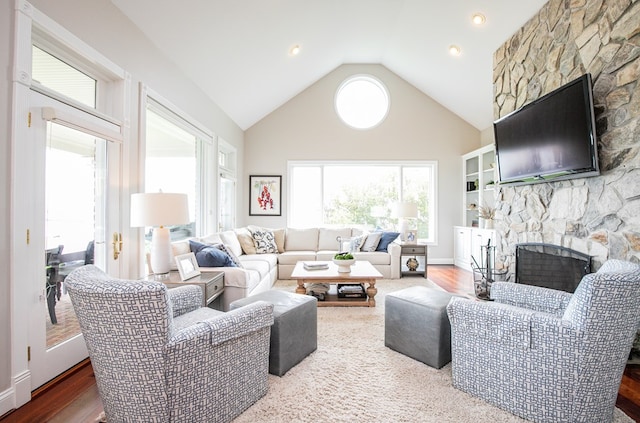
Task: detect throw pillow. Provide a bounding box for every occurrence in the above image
[215,243,244,268]
[249,227,278,254]
[376,231,400,252]
[189,240,236,267]
[349,235,365,252]
[234,227,257,255]
[360,231,382,252]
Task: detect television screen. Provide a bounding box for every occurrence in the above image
[493,74,599,185]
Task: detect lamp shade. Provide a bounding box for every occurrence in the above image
[395,201,418,219]
[130,192,190,227]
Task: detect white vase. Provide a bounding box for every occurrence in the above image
[484,219,494,229]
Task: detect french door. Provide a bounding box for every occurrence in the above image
[24,91,123,389]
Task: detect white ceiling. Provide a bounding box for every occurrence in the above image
[110,0,548,131]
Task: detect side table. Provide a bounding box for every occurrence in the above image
[399,243,428,278]
[144,271,225,310]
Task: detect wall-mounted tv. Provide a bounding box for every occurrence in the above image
[493,74,599,186]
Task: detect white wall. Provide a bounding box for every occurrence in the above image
[0,0,243,412]
[244,64,481,261]
[0,0,13,397]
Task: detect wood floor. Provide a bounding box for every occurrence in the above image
[2,265,639,422]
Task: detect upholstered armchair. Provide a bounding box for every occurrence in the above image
[446,259,640,423]
[65,265,274,423]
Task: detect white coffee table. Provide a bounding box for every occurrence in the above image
[291,260,383,307]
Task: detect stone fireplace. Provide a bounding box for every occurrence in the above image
[516,243,592,293]
[492,0,640,273]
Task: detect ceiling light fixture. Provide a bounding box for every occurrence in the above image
[449,45,461,56]
[289,45,301,56]
[472,13,486,25]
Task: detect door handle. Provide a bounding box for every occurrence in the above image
[112,232,122,260]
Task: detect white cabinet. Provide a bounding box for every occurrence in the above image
[453,226,495,271]
[462,145,497,227]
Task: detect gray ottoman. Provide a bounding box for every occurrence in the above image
[230,290,317,376]
[385,286,460,369]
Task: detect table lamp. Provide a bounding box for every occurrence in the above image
[130,192,189,274]
[395,201,418,241]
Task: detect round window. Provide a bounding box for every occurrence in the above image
[335,75,389,129]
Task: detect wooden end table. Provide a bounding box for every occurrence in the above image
[144,271,224,309]
[291,261,382,307]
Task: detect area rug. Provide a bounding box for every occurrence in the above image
[233,278,633,423]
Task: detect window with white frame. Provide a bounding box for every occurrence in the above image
[288,161,437,242]
[144,97,214,240]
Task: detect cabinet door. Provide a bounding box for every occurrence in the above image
[454,227,472,269]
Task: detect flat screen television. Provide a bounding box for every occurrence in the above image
[493,74,599,186]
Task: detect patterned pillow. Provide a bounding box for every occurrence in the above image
[215,243,244,268]
[249,227,278,254]
[349,235,366,252]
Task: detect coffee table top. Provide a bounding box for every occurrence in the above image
[291,260,383,280]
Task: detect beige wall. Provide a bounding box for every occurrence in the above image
[245,64,481,261]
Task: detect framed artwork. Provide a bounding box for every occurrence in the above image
[175,252,201,281]
[249,175,281,216]
[404,230,417,244]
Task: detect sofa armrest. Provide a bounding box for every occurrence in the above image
[490,282,573,317]
[387,242,401,257]
[167,285,202,317]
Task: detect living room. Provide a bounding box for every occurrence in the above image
[2,0,640,421]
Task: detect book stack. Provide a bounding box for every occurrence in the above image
[303,261,329,270]
[337,283,366,299]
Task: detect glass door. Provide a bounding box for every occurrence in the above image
[27,92,122,389]
[218,173,236,231]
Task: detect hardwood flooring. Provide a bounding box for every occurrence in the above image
[2,265,638,422]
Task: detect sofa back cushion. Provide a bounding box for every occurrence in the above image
[318,228,352,251]
[285,228,319,251]
[219,231,243,257]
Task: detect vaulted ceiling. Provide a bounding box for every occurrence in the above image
[110,0,548,131]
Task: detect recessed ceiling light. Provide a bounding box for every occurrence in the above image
[289,45,301,56]
[449,45,461,56]
[472,13,486,25]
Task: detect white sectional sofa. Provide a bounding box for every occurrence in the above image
[169,227,400,310]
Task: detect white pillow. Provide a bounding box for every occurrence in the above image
[360,232,382,252]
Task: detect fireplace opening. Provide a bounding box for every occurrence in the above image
[515,243,591,293]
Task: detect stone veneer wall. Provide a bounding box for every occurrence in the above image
[493,0,640,273]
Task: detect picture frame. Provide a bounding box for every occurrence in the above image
[175,252,201,281]
[249,175,282,216]
[403,230,417,244]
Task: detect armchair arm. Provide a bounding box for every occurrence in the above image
[167,285,202,317]
[168,301,274,347]
[447,297,581,349]
[490,281,573,317]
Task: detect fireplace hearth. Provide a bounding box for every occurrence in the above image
[515,243,591,293]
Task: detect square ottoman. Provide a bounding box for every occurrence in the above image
[230,290,317,376]
[385,286,461,369]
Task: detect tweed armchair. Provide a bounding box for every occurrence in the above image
[65,265,274,423]
[446,259,640,423]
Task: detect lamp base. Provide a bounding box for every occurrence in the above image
[150,226,172,274]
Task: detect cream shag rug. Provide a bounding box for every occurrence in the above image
[233,278,633,423]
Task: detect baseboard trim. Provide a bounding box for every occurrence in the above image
[0,386,16,419]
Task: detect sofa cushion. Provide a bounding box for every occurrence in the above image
[240,257,273,281]
[218,231,243,258]
[361,232,382,252]
[249,227,278,254]
[376,231,400,252]
[278,251,317,265]
[189,240,236,268]
[318,228,352,251]
[234,227,257,255]
[285,228,319,251]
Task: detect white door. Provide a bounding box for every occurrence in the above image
[25,91,122,388]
